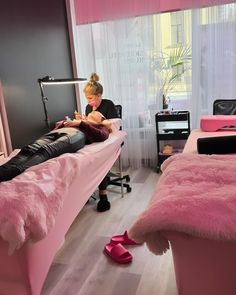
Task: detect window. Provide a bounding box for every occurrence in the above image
[171,12,184,44]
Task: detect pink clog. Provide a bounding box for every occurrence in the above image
[110,231,141,246]
[104,242,132,264]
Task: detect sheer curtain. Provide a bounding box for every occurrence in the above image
[191,3,236,128]
[75,13,191,169]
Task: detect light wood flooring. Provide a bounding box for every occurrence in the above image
[41,168,177,295]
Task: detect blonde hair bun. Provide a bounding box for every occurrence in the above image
[84,72,103,96]
[90,72,99,82]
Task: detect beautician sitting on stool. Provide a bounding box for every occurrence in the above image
[79,72,118,212]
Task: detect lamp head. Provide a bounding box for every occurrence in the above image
[38,76,87,85]
[38,76,53,83]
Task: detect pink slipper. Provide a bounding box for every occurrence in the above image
[110,231,141,245]
[104,242,132,264]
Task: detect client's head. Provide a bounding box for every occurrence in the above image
[87,111,105,124]
[87,111,112,133]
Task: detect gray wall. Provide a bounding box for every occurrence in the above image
[0,0,77,148]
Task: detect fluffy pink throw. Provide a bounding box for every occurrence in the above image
[129,153,236,255]
[0,153,80,255]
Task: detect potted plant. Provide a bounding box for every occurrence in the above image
[152,44,192,109]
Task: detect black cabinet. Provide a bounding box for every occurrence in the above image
[155,111,190,172]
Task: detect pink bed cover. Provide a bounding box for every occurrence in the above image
[129,128,236,255]
[0,126,126,255]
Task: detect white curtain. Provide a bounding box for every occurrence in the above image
[191,3,236,128]
[75,13,191,169]
[74,3,236,169]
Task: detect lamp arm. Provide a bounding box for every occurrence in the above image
[38,81,50,130]
[37,76,87,130]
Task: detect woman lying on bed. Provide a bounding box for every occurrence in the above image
[0,111,112,182]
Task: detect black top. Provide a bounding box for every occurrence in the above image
[85,99,118,119]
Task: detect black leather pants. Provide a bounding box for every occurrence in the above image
[0,127,86,182]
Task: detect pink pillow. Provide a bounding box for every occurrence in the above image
[200,115,236,132]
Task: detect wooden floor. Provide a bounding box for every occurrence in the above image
[41,168,177,295]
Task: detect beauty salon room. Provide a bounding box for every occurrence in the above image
[1,0,236,294]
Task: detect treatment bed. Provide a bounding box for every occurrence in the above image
[0,120,126,295]
[129,122,236,295]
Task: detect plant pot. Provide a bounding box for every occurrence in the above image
[163,103,169,110]
[162,94,168,109]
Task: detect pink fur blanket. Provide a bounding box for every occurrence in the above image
[129,153,236,255]
[0,153,79,255]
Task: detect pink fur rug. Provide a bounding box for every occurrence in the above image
[129,153,236,255]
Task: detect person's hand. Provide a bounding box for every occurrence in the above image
[63,119,81,127]
[74,111,85,120]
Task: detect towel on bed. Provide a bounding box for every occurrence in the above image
[129,153,236,255]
